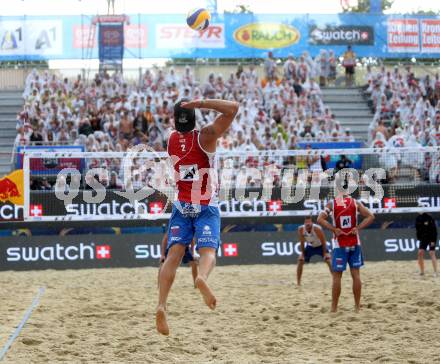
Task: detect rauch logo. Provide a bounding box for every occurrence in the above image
[6,243,111,262]
[234,23,300,49]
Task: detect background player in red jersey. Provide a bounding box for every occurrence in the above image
[156,98,238,335]
[318,177,375,313]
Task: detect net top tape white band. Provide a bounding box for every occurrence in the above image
[21,146,440,159]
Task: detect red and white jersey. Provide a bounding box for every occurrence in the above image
[167,129,218,205]
[332,196,359,248]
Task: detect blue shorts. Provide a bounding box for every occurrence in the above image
[167,202,220,252]
[332,246,364,272]
[304,245,328,263]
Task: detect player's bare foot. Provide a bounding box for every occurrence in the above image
[156,306,169,335]
[195,276,216,309]
[354,305,361,313]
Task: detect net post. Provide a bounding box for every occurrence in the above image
[23,152,30,221]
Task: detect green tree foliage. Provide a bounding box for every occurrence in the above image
[341,0,394,13]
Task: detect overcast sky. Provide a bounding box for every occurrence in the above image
[3,0,440,16]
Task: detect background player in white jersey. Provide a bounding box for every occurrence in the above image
[156,98,238,335]
[297,215,332,286]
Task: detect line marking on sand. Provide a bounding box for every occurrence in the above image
[0,287,45,362]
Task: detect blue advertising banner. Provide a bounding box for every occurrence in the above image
[297,142,364,169]
[98,23,124,63]
[0,13,439,60]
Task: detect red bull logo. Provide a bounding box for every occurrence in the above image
[0,178,20,201]
[0,170,24,206]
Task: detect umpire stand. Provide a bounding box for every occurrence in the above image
[92,15,130,75]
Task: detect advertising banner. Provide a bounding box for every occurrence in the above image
[0,229,433,271]
[421,19,440,53]
[99,23,124,63]
[73,24,147,49]
[155,23,225,49]
[0,170,24,222]
[308,25,374,46]
[233,22,300,50]
[297,142,363,169]
[0,13,440,60]
[387,18,420,53]
[0,20,63,57]
[16,145,85,174]
[27,184,440,221]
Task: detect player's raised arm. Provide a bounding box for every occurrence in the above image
[182,99,239,152]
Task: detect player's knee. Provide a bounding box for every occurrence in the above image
[332,272,342,282]
[168,246,185,262]
[418,250,425,258]
[199,247,216,257]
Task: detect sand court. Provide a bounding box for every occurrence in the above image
[1,261,440,363]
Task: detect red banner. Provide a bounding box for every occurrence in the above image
[421,19,440,53]
[73,24,147,49]
[387,19,419,52]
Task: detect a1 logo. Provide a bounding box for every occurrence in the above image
[340,216,352,228]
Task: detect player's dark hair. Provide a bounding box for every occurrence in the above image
[174,98,196,133]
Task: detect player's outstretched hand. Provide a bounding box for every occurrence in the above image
[323,253,330,261]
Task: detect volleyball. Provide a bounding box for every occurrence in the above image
[186,8,211,31]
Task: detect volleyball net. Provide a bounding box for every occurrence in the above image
[22,146,440,222]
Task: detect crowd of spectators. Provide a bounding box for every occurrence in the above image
[365,65,440,182]
[17,55,360,189]
[18,58,353,155]
[20,58,440,189]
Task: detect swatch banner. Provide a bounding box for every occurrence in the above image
[0,229,434,271]
[0,13,439,60]
[26,184,440,221]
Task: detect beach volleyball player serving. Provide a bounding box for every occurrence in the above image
[156,98,238,335]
